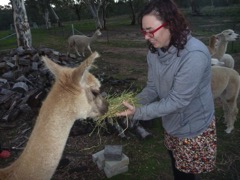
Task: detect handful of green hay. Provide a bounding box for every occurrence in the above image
[97,90,140,124]
[88,90,140,137]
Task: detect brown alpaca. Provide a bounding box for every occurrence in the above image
[208,35,217,56]
[0,52,108,180]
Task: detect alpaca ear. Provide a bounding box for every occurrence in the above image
[72,52,100,86]
[41,56,63,78]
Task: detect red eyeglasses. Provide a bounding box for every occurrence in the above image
[141,22,167,38]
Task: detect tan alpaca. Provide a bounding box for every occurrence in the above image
[0,52,108,180]
[211,66,240,133]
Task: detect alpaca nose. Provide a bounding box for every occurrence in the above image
[101,92,108,98]
[100,98,109,115]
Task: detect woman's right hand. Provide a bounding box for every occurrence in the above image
[116,101,136,117]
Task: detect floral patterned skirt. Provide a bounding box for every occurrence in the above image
[164,118,217,174]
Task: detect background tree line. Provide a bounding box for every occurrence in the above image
[0,0,239,31]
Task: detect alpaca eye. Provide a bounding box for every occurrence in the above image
[92,90,99,97]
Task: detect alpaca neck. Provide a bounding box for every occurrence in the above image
[90,32,99,43]
[0,87,76,180]
[213,39,228,60]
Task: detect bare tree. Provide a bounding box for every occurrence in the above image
[101,0,110,29]
[73,0,85,20]
[129,0,135,25]
[38,0,51,29]
[11,0,32,48]
[84,0,103,29]
[50,5,61,27]
[189,0,201,15]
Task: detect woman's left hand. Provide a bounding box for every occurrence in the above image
[116,101,136,117]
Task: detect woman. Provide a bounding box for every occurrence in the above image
[116,0,217,179]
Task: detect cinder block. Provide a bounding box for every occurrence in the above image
[104,165,128,178]
[92,150,105,170]
[96,157,105,170]
[92,150,104,163]
[104,153,129,171]
[104,145,123,161]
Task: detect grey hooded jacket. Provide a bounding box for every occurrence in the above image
[133,35,215,138]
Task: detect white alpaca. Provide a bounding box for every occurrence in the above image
[221,54,235,68]
[211,58,224,66]
[212,29,239,68]
[67,29,102,57]
[211,66,240,133]
[0,52,108,180]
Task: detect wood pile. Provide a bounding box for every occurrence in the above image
[0,46,80,125]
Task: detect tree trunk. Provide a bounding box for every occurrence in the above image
[11,0,32,48]
[74,4,81,21]
[44,8,51,29]
[129,0,136,25]
[211,0,214,7]
[50,5,61,27]
[85,0,103,29]
[190,0,201,15]
[102,0,109,30]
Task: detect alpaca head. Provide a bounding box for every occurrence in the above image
[95,29,102,36]
[41,52,108,120]
[216,29,239,42]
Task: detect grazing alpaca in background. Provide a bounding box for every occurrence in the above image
[67,29,102,57]
[0,52,108,180]
[211,66,240,133]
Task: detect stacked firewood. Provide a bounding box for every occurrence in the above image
[0,47,79,124]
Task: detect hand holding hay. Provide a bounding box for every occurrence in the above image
[97,91,139,124]
[116,101,136,117]
[89,91,139,137]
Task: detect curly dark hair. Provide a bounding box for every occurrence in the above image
[138,0,190,55]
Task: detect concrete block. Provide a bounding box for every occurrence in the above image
[92,149,104,163]
[92,150,105,170]
[104,165,128,178]
[104,153,129,171]
[104,145,123,161]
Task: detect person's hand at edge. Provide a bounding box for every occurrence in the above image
[116,101,136,117]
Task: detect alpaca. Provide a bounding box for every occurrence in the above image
[211,58,224,66]
[221,54,235,69]
[0,52,108,180]
[208,35,224,66]
[208,35,218,56]
[212,29,239,68]
[67,29,102,57]
[211,66,240,133]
